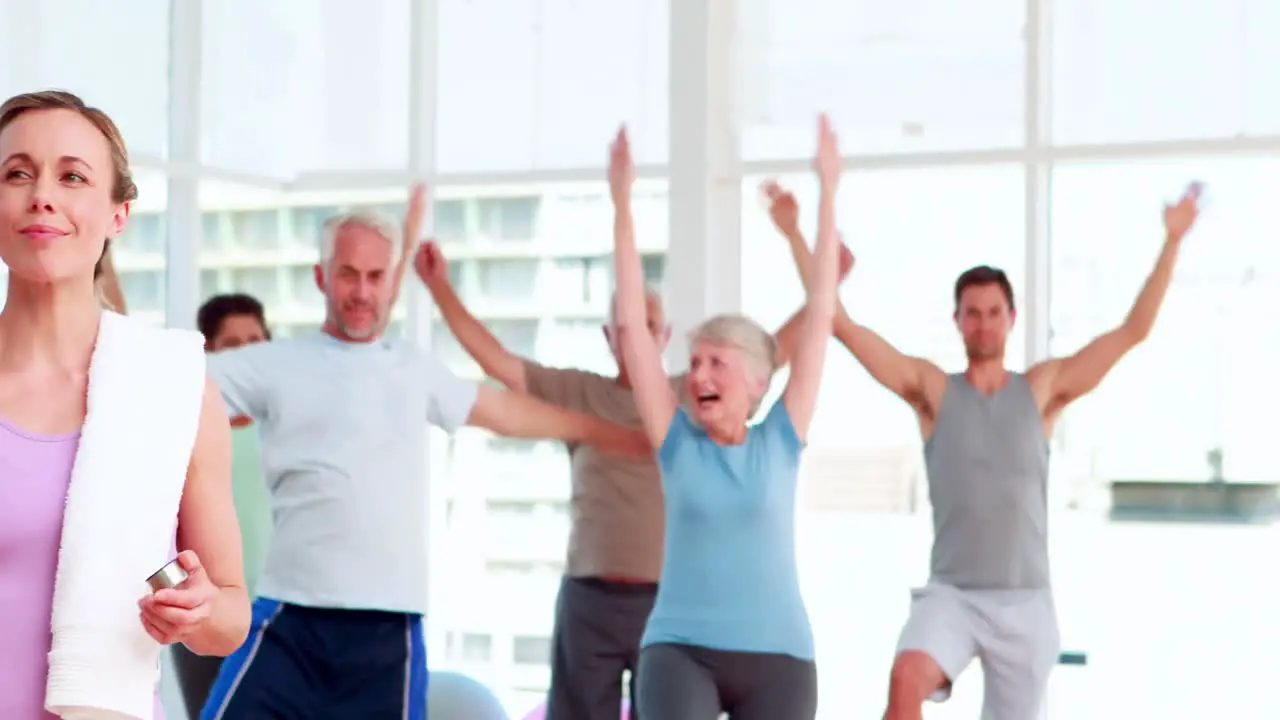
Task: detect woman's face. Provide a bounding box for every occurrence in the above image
[0,108,128,284]
[685,339,760,430]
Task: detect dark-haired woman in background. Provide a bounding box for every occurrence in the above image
[171,293,274,718]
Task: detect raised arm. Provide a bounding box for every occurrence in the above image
[416,241,530,392]
[831,305,943,414]
[419,349,648,457]
[610,127,677,448]
[770,308,807,369]
[467,385,648,456]
[781,117,843,441]
[389,183,427,310]
[764,182,944,415]
[1032,182,1202,415]
[765,184,858,371]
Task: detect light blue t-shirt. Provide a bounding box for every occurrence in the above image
[641,402,814,660]
[206,332,478,614]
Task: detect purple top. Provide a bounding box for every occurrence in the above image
[0,415,165,718]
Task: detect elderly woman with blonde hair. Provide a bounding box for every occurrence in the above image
[608,116,845,720]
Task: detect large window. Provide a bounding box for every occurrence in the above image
[435,200,468,243]
[545,257,612,309]
[112,170,171,323]
[17,3,1276,718]
[200,0,411,178]
[738,0,1025,160]
[472,259,541,305]
[435,0,669,173]
[740,165,1026,717]
[0,0,171,159]
[1051,0,1280,144]
[541,319,615,374]
[476,197,540,242]
[1048,157,1280,718]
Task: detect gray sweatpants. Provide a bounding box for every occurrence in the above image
[546,576,657,720]
[635,643,818,720]
[895,583,1060,720]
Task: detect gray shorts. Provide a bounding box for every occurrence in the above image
[895,583,1060,719]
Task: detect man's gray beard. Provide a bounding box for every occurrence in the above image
[327,297,381,340]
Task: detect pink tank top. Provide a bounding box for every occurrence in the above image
[0,416,166,719]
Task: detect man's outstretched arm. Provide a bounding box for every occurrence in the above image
[1032,182,1202,413]
[420,342,646,455]
[466,385,649,456]
[389,183,427,312]
[763,181,944,414]
[771,308,808,370]
[416,241,531,393]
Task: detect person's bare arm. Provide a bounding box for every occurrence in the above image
[416,242,528,392]
[771,309,806,369]
[763,183,857,370]
[170,378,251,656]
[764,182,944,414]
[781,117,843,441]
[769,243,856,369]
[466,384,648,456]
[832,311,945,414]
[1031,182,1201,414]
[610,128,678,448]
[389,183,427,311]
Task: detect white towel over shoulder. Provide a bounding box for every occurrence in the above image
[45,311,207,720]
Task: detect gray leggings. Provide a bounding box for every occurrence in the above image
[635,643,818,720]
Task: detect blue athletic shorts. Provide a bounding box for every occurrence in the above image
[200,598,428,720]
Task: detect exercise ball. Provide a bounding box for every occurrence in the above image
[427,671,509,720]
[520,699,631,720]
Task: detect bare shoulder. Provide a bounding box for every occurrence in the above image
[1023,359,1060,399]
[913,358,949,416]
[1024,359,1057,383]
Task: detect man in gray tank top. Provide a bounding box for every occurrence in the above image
[770,182,1202,719]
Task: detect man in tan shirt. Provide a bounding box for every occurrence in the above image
[417,239,827,720]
